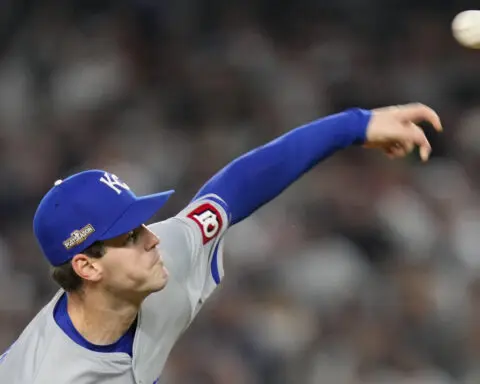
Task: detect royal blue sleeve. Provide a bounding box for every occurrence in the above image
[193,108,372,225]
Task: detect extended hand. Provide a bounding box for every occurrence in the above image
[365,103,443,161]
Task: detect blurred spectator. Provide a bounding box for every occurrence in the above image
[0,1,480,383]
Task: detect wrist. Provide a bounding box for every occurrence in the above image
[344,108,372,145]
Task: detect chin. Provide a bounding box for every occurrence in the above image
[157,275,169,290]
[140,264,170,295]
[152,268,170,292]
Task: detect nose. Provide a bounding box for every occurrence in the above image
[144,227,160,250]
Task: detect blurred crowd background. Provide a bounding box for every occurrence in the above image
[0,0,480,383]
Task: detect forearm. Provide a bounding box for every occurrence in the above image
[194,108,372,225]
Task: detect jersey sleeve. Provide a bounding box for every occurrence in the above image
[148,193,231,318]
[174,194,230,314]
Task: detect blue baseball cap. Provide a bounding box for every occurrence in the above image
[33,169,174,266]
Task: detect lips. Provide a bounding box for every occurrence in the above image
[150,252,161,267]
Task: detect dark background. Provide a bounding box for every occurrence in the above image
[0,0,480,383]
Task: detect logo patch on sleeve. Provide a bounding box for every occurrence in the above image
[187,203,223,244]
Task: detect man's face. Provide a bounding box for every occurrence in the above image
[96,225,169,298]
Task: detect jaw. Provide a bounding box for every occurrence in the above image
[138,268,170,296]
[98,263,170,303]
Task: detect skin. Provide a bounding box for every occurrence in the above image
[66,225,168,345]
[365,103,442,161]
[62,102,443,346]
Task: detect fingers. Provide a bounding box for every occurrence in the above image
[384,144,407,159]
[387,123,432,161]
[383,141,414,160]
[401,140,415,155]
[409,122,432,161]
[366,102,441,162]
[395,103,442,132]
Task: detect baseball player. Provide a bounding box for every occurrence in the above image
[0,104,441,383]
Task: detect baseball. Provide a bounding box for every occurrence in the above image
[452,10,480,49]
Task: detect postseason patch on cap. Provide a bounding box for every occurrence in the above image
[63,224,96,250]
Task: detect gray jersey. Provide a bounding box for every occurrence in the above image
[0,195,230,384]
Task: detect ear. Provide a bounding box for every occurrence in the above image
[71,254,103,283]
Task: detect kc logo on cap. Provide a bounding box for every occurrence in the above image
[99,172,130,194]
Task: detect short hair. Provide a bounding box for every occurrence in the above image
[50,241,106,293]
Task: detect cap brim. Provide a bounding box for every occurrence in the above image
[99,190,174,241]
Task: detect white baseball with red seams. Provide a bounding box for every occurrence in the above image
[452,10,480,49]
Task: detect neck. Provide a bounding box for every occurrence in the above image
[66,289,141,345]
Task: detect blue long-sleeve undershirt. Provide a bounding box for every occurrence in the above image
[194,108,372,225]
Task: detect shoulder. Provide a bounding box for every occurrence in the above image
[175,194,231,245]
[0,292,64,381]
[147,194,230,260]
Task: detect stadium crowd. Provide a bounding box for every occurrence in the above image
[0,0,480,383]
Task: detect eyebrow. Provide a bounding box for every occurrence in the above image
[103,232,132,247]
[106,226,144,247]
